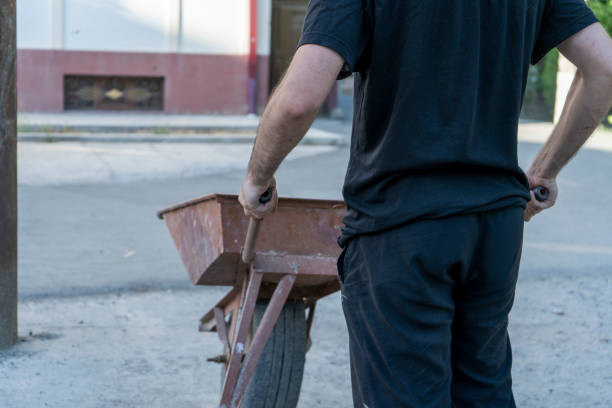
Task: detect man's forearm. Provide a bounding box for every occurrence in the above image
[243,45,343,187]
[238,45,342,219]
[246,92,318,185]
[529,70,612,179]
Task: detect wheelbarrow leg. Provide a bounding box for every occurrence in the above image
[230,273,296,408]
[219,268,263,408]
[305,298,317,352]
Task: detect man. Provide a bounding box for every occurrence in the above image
[239,0,612,406]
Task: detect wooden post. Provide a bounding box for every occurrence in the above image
[0,0,18,349]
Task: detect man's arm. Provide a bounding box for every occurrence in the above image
[239,44,344,218]
[525,22,612,221]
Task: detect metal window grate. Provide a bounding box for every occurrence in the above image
[64,75,164,111]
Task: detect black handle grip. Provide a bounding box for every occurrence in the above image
[259,187,274,204]
[533,186,549,202]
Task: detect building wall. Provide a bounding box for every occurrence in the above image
[256,0,272,113]
[17,0,55,49]
[17,0,272,113]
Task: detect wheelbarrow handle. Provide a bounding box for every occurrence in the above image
[241,188,274,264]
[242,218,262,264]
[532,186,549,202]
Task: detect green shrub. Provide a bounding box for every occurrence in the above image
[522,50,559,121]
[590,0,612,127]
[590,0,612,34]
[523,1,612,124]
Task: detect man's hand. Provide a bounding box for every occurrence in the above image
[524,172,558,222]
[239,175,278,219]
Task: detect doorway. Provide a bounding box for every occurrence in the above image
[269,0,337,115]
[269,0,309,93]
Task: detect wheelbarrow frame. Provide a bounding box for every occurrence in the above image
[158,194,345,408]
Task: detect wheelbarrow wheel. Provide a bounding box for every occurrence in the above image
[223,299,307,408]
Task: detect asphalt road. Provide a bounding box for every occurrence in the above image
[2,123,611,407]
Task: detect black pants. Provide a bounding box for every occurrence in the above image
[338,206,524,408]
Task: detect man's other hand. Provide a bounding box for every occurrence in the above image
[239,175,278,219]
[525,23,612,222]
[524,173,558,222]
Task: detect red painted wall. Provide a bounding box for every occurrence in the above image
[17,49,271,114]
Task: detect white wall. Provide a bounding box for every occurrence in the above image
[257,0,271,56]
[554,54,577,123]
[63,0,172,52]
[17,0,269,56]
[182,0,249,55]
[17,0,54,49]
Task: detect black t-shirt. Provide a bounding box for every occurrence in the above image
[298,0,598,247]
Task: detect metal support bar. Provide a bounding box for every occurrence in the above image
[200,286,241,332]
[199,286,241,331]
[227,303,239,349]
[219,268,263,408]
[236,267,250,314]
[0,0,18,350]
[230,273,296,408]
[214,307,230,351]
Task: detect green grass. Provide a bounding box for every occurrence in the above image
[39,126,56,134]
[152,127,171,134]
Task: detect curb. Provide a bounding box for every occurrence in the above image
[18,124,260,134]
[17,131,345,146]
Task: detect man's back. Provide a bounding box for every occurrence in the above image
[240,0,611,406]
[299,0,597,245]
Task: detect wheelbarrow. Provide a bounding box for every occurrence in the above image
[157,193,345,408]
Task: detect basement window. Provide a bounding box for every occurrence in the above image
[64,75,164,111]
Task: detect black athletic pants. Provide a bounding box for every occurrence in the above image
[338,206,524,407]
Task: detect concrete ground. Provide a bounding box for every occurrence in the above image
[1,121,611,407]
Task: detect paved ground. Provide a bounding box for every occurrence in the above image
[18,141,337,186]
[1,121,611,407]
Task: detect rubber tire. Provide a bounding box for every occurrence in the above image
[224,299,307,408]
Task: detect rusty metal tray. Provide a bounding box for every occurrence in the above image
[158,194,345,288]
